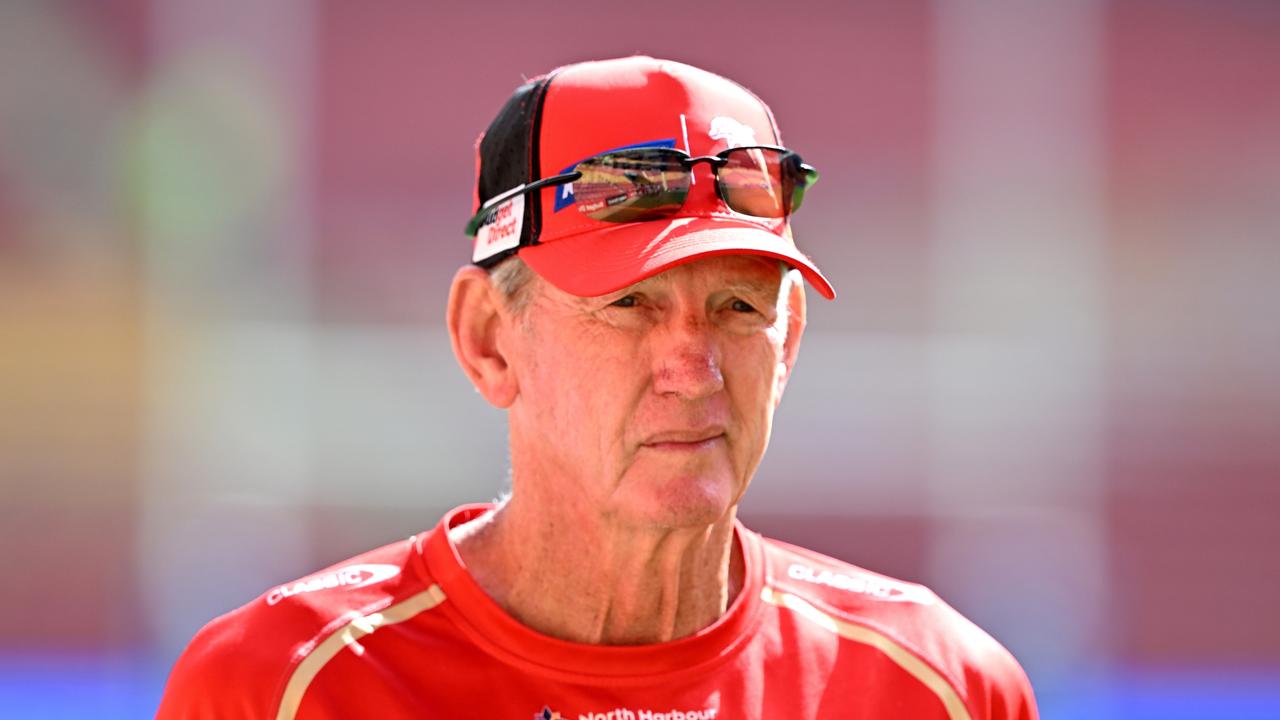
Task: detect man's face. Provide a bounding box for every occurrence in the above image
[504,254,803,529]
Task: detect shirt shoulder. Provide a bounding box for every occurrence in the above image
[755,533,1038,720]
[155,532,441,720]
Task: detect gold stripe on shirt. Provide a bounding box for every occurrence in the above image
[761,586,973,720]
[275,584,448,720]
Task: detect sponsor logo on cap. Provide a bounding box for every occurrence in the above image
[473,195,524,263]
[265,563,401,606]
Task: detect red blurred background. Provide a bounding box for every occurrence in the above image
[1,1,1277,716]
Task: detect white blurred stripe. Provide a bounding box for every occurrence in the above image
[929,0,1106,506]
[927,0,1108,681]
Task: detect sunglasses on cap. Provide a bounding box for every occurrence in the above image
[464,145,819,239]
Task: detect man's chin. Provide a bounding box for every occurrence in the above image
[613,470,743,530]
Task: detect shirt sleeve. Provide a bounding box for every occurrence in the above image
[962,639,1039,720]
[154,616,285,720]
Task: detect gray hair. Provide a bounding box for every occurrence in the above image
[487,255,538,316]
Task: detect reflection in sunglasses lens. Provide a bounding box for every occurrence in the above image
[575,151,688,223]
[569,148,811,224]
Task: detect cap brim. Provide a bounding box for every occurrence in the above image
[518,216,836,300]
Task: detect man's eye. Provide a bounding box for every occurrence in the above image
[610,295,638,308]
[730,299,757,313]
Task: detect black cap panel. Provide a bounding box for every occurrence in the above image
[476,72,556,254]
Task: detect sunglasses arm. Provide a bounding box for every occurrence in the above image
[465,171,583,236]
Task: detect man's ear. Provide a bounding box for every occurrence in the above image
[774,273,807,405]
[447,265,519,408]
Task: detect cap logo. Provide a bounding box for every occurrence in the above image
[708,116,757,149]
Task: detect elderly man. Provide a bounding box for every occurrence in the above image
[157,56,1037,719]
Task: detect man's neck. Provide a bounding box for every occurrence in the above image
[450,497,744,645]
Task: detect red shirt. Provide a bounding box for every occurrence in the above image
[157,505,1037,719]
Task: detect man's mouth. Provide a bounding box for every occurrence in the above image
[641,428,727,451]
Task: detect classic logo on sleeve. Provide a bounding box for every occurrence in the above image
[265,563,401,606]
[787,563,936,604]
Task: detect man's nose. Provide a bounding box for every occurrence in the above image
[651,314,725,399]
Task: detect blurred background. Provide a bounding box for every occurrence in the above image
[2,0,1278,717]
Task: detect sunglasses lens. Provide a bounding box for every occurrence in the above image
[719,148,814,218]
[572,149,689,223]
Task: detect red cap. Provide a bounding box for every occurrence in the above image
[470,56,835,300]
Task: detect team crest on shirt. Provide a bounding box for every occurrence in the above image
[534,707,566,720]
